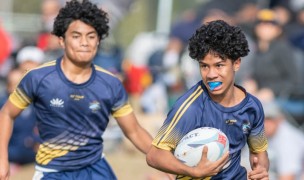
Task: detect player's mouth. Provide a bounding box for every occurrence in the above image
[208,81,222,91]
[78,50,91,53]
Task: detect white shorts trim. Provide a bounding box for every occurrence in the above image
[32,170,44,180]
[34,154,105,174]
[35,165,58,172]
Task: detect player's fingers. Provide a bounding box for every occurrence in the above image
[201,146,209,160]
[248,168,268,180]
[248,173,269,180]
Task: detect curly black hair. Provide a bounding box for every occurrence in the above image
[52,0,109,40]
[188,20,249,62]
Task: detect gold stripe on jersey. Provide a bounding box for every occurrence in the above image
[9,88,32,109]
[36,131,88,165]
[31,60,56,71]
[36,143,71,165]
[94,65,116,77]
[112,103,133,118]
[8,61,56,109]
[40,60,56,67]
[248,129,268,153]
[153,86,203,150]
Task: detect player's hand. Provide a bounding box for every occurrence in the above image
[248,157,269,180]
[0,160,10,180]
[191,146,229,178]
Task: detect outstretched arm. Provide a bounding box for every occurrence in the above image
[115,112,153,154]
[0,100,23,180]
[248,151,269,180]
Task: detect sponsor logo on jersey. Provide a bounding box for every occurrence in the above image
[70,94,84,101]
[89,101,100,112]
[225,119,237,125]
[50,98,64,108]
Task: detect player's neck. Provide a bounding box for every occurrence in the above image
[61,58,92,84]
[211,86,245,107]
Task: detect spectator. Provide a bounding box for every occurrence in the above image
[289,8,304,51]
[246,9,304,125]
[16,46,45,72]
[244,9,298,101]
[262,101,304,180]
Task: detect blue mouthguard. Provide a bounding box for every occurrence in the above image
[208,82,222,91]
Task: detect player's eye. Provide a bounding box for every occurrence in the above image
[216,64,224,68]
[89,35,96,39]
[200,64,208,69]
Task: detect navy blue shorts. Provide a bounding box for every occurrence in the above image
[33,158,117,180]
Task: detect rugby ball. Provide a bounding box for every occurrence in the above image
[174,127,229,167]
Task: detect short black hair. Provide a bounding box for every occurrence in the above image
[188,20,249,62]
[52,0,109,40]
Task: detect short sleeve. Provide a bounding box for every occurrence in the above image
[248,102,268,153]
[111,79,133,117]
[152,87,203,151]
[9,71,35,109]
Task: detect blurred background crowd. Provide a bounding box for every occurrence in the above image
[0,0,303,179]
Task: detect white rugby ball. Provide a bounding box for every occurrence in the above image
[174,127,229,167]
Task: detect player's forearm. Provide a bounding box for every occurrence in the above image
[116,112,153,154]
[146,146,195,177]
[0,109,14,162]
[127,127,153,154]
[250,151,269,171]
[259,152,270,170]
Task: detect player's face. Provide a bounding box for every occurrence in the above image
[199,53,240,96]
[59,20,99,65]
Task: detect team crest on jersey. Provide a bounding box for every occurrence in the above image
[242,120,251,134]
[50,98,64,108]
[89,101,101,112]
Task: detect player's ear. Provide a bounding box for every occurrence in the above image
[233,58,241,72]
[59,36,65,48]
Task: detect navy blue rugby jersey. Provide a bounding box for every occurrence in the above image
[152,81,268,179]
[9,58,132,171]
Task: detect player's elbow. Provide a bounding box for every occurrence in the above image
[146,148,158,168]
[146,150,154,167]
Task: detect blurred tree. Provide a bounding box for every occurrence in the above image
[113,0,203,49]
[14,0,41,13]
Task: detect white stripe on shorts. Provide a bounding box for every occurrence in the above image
[32,170,44,180]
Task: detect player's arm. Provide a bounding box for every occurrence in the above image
[0,100,23,180]
[146,145,229,178]
[248,151,269,180]
[115,112,153,154]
